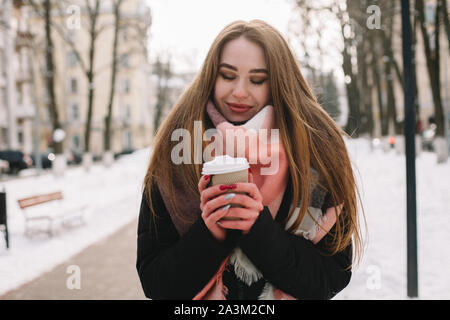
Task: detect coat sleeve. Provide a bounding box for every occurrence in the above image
[237,207,352,300]
[136,185,235,300]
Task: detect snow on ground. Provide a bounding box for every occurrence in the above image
[0,148,152,296]
[0,139,449,299]
[335,138,450,300]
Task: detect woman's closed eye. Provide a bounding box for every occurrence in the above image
[219,73,267,85]
[220,73,235,81]
[250,77,267,85]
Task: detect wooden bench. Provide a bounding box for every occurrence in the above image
[18,191,88,237]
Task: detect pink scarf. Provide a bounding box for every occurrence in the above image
[192,101,342,300]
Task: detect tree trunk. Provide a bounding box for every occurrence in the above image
[440,0,450,50]
[416,0,445,137]
[152,58,172,134]
[340,32,361,136]
[44,0,63,154]
[357,32,374,137]
[369,29,388,137]
[382,7,401,136]
[104,0,122,152]
[84,0,100,154]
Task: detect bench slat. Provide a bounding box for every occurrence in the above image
[18,192,63,209]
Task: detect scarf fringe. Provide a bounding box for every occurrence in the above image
[258,283,275,300]
[229,247,263,286]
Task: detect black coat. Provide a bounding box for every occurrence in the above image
[136,177,352,300]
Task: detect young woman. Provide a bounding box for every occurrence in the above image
[137,19,365,300]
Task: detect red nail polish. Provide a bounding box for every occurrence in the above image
[248,167,253,174]
[230,184,237,189]
[204,175,210,180]
[219,185,228,190]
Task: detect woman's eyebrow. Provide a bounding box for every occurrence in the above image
[219,63,268,74]
[249,68,269,74]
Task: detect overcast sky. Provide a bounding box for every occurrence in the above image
[145,0,296,73]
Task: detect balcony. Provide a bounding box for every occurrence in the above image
[15,31,33,49]
[15,69,31,83]
[15,104,35,118]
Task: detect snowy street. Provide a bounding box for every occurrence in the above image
[0,148,151,297]
[0,139,449,299]
[339,138,450,299]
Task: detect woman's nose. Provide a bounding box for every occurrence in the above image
[232,79,249,99]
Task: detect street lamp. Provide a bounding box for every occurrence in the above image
[401,0,418,298]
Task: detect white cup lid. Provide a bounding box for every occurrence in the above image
[202,155,249,175]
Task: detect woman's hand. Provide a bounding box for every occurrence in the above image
[198,174,228,242]
[198,173,264,242]
[216,173,264,235]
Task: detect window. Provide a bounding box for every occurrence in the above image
[66,51,77,68]
[71,103,79,121]
[121,29,128,42]
[67,30,77,43]
[124,104,131,120]
[120,53,130,68]
[0,128,8,147]
[123,131,132,149]
[72,135,80,150]
[18,130,23,144]
[122,78,130,93]
[69,77,78,94]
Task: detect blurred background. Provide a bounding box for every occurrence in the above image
[0,0,449,300]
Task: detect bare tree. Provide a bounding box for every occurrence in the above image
[152,54,173,134]
[440,0,450,51]
[48,0,104,156]
[355,6,374,137]
[104,0,124,155]
[416,0,445,138]
[338,0,362,137]
[28,0,63,154]
[379,0,402,136]
[104,1,151,155]
[291,0,362,136]
[83,0,101,155]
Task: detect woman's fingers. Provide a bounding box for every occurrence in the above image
[198,175,211,210]
[202,193,262,219]
[201,182,261,205]
[208,202,233,223]
[198,175,210,193]
[223,207,260,221]
[230,182,263,203]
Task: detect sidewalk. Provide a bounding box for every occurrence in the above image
[0,218,147,300]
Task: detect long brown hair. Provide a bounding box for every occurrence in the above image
[144,19,366,267]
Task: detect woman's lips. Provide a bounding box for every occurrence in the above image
[227,102,252,113]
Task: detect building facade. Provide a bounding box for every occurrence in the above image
[28,0,154,157]
[0,0,36,154]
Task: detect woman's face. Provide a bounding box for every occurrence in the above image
[213,36,271,124]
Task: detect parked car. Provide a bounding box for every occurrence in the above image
[114,148,136,159]
[0,159,9,174]
[0,150,33,174]
[31,152,55,169]
[67,150,82,165]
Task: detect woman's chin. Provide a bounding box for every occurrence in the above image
[229,119,249,125]
[225,114,250,125]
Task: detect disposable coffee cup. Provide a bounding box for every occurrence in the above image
[202,155,249,220]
